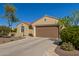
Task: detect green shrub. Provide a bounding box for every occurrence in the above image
[10,39,14,41]
[11,28,17,32]
[0,26,11,37]
[60,26,79,50]
[29,34,33,37]
[60,42,74,51]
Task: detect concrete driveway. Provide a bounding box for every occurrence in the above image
[0,37,58,56]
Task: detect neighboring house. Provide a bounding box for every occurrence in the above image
[16,16,59,39]
[16,22,31,36]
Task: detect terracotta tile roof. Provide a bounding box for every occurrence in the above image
[23,22,31,25]
[16,22,31,27]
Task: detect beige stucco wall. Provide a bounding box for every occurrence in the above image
[15,23,30,37]
[32,16,58,26]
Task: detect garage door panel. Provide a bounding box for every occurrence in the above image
[36,26,58,39]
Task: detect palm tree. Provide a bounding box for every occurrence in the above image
[58,16,71,30]
[4,4,19,29]
[71,10,79,26]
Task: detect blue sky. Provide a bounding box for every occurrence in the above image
[0,3,79,27]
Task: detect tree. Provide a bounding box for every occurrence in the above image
[4,4,19,29]
[58,16,71,29]
[71,10,79,26]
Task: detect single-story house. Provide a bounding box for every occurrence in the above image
[16,16,59,39]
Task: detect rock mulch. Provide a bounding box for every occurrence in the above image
[0,37,25,44]
[55,46,79,56]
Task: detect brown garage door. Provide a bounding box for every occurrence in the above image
[36,26,59,39]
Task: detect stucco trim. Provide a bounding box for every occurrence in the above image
[35,24,59,27]
[33,26,36,37]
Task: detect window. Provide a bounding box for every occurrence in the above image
[29,25,33,29]
[21,26,24,32]
[44,18,47,22]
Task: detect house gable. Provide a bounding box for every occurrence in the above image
[32,16,58,26]
[16,22,30,33]
[17,22,30,27]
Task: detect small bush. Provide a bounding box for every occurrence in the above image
[60,42,74,51]
[0,26,11,37]
[60,26,79,50]
[10,39,14,41]
[29,34,33,37]
[11,34,14,36]
[11,28,17,32]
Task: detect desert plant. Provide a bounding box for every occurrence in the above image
[71,10,79,26]
[10,39,14,41]
[0,26,11,37]
[58,16,72,30]
[29,34,33,37]
[60,26,79,50]
[60,42,74,51]
[11,28,17,32]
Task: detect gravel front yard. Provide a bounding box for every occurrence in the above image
[0,37,25,44]
[55,46,79,56]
